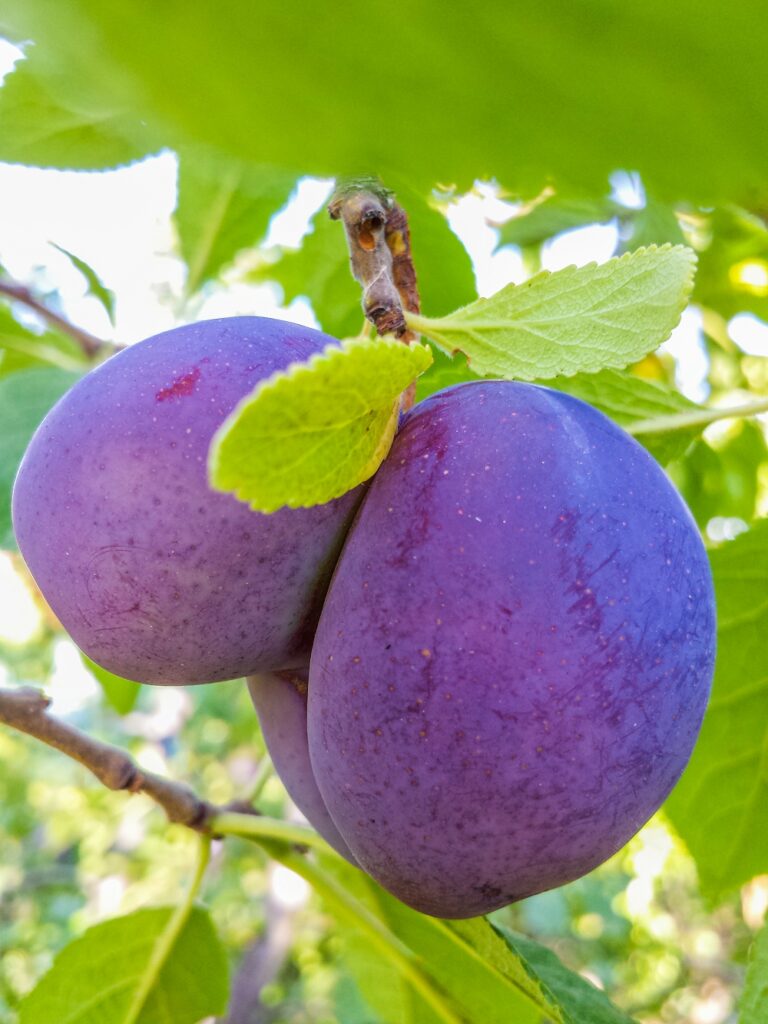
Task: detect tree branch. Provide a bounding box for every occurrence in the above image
[0,686,225,830]
[0,277,115,359]
[0,686,460,1021]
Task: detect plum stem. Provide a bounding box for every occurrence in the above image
[210,811,333,851]
[123,833,212,1024]
[329,177,421,410]
[246,752,275,805]
[0,276,119,359]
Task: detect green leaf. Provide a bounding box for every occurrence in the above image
[4,2,767,200]
[495,926,637,1024]
[321,852,634,1024]
[81,654,141,715]
[0,368,81,550]
[539,368,700,463]
[0,58,152,169]
[378,903,543,1024]
[497,191,619,250]
[409,245,696,381]
[742,922,768,1023]
[665,519,768,900]
[18,906,229,1024]
[210,337,432,512]
[331,867,443,1024]
[175,149,297,295]
[51,244,116,323]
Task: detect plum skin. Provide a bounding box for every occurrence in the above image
[307,380,716,919]
[247,672,357,862]
[12,317,360,685]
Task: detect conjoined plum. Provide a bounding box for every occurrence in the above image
[307,381,716,918]
[12,317,360,684]
[247,672,356,862]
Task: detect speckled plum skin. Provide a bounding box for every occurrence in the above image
[247,672,356,862]
[12,317,360,684]
[308,381,716,918]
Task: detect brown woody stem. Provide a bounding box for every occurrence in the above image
[0,686,230,830]
[329,179,422,409]
[0,277,115,359]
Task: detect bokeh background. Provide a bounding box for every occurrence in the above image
[1,9,768,1023]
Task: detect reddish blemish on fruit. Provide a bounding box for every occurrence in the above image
[155,365,202,402]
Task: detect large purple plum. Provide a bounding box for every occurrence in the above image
[12,317,360,684]
[247,672,356,862]
[308,381,716,918]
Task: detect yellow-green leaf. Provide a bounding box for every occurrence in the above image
[209,337,432,513]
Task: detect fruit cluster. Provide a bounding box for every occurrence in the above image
[13,317,716,918]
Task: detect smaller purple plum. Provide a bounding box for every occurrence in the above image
[247,672,356,862]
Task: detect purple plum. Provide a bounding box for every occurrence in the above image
[12,317,360,684]
[308,381,716,918]
[247,672,356,861]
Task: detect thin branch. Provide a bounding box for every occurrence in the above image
[0,277,115,359]
[0,684,463,1021]
[0,686,219,829]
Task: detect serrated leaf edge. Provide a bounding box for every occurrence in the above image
[208,336,431,512]
[410,244,698,380]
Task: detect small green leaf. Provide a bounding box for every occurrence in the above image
[18,906,229,1024]
[209,337,432,512]
[665,519,768,900]
[409,245,696,381]
[176,149,296,295]
[0,368,81,550]
[81,653,141,715]
[51,244,116,323]
[742,922,768,1023]
[539,368,700,463]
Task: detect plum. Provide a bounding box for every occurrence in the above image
[247,672,356,861]
[12,317,360,684]
[307,381,716,918]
